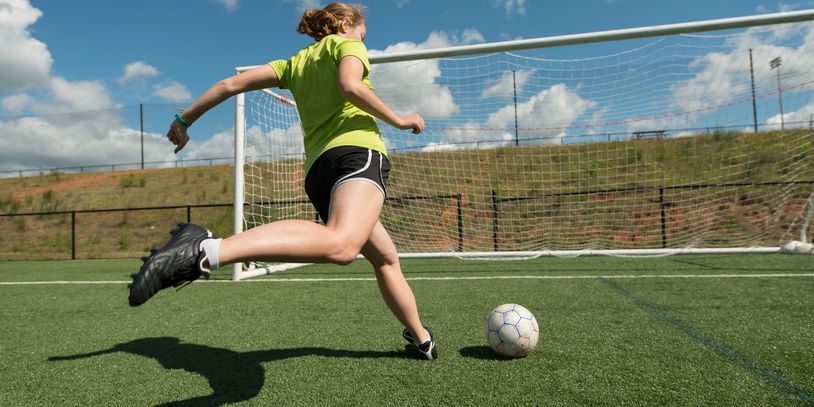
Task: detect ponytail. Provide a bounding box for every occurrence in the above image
[296,2,366,41]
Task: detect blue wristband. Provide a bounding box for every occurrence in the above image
[175,113,190,127]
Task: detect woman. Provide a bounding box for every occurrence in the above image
[129,2,437,360]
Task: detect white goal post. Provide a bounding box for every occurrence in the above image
[232,10,814,280]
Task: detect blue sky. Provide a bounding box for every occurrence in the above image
[1,0,813,171]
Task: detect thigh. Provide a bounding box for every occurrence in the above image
[325,180,385,250]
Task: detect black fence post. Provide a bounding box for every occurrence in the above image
[457,192,464,252]
[71,211,76,260]
[492,189,499,251]
[187,206,192,223]
[659,186,668,249]
[140,103,145,170]
[513,70,519,147]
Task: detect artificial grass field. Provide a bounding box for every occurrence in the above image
[0,254,812,406]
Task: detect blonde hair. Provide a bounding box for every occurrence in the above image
[296,2,366,41]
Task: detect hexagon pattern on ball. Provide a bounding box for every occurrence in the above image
[485,303,539,358]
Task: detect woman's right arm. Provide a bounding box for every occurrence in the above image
[168,65,280,153]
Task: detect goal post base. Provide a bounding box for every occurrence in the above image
[232,262,313,281]
[229,247,789,281]
[780,241,814,255]
[398,247,781,259]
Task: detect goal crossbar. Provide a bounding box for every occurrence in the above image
[236,9,814,72]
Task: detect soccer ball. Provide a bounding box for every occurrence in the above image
[485,303,539,358]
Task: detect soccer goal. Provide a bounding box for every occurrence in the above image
[232,10,814,280]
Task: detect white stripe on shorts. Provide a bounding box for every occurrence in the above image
[330,149,386,197]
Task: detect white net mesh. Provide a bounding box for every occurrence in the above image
[241,21,814,258]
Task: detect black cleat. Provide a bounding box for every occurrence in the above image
[402,326,438,360]
[129,223,215,307]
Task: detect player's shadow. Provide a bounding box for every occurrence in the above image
[49,336,408,406]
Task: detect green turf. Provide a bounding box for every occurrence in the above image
[0,254,812,405]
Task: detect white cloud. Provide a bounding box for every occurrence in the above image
[670,50,750,113]
[213,0,239,11]
[755,2,814,13]
[0,74,169,170]
[766,99,814,129]
[369,30,485,120]
[420,30,485,49]
[152,82,192,103]
[119,61,159,84]
[182,124,304,162]
[460,29,486,45]
[668,23,814,130]
[0,113,176,171]
[181,128,235,161]
[496,0,526,16]
[481,69,534,99]
[419,120,517,152]
[35,76,115,113]
[485,83,596,134]
[395,0,410,9]
[282,0,321,12]
[1,93,34,114]
[779,3,796,12]
[610,22,814,137]
[412,84,595,152]
[0,0,52,93]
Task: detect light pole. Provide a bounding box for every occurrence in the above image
[769,57,784,131]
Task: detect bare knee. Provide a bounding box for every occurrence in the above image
[326,240,362,266]
[368,250,399,270]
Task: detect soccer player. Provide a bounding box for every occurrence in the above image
[129,2,437,359]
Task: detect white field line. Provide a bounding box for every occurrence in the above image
[1,273,813,286]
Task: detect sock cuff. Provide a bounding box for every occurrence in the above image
[200,238,223,270]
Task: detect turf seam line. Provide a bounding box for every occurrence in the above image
[600,278,814,405]
[1,273,813,285]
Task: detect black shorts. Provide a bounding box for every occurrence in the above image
[304,146,390,223]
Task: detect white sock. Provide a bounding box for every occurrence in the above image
[200,238,223,270]
[417,328,431,345]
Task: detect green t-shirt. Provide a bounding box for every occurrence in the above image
[269,35,386,174]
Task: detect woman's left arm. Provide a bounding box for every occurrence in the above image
[169,65,280,153]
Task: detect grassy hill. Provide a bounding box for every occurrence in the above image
[1,130,812,260]
[0,166,236,260]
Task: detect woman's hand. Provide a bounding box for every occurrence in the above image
[167,120,190,153]
[397,113,425,134]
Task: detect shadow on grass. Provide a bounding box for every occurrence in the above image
[49,337,409,406]
[459,345,514,361]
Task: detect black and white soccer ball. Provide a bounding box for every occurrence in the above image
[485,303,539,358]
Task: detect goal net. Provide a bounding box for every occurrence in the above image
[234,10,814,279]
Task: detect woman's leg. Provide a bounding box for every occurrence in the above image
[216,177,429,343]
[217,180,383,265]
[361,221,430,344]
